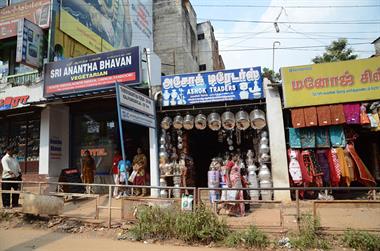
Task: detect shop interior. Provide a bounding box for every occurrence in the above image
[158,100,273,200]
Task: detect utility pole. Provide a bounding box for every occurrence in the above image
[272,41,281,71]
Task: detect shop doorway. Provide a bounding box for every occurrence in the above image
[188,130,224,187]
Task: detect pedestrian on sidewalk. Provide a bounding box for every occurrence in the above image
[1,146,22,208]
[111,149,122,197]
[116,158,131,199]
[81,150,96,193]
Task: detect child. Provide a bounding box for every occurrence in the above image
[116,159,131,199]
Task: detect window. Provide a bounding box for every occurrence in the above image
[198,33,205,40]
[0,41,35,78]
[0,0,8,8]
[199,64,206,71]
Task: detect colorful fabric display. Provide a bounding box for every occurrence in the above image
[316,127,330,148]
[360,103,370,125]
[370,112,380,132]
[299,150,314,184]
[317,105,332,126]
[330,104,346,125]
[335,148,352,187]
[288,149,303,184]
[304,107,318,127]
[343,148,357,183]
[291,108,306,128]
[309,150,323,187]
[288,128,302,148]
[343,103,360,124]
[300,128,316,148]
[346,143,376,187]
[315,150,331,185]
[327,148,342,187]
[329,126,346,147]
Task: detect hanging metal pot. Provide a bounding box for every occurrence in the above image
[173,114,183,130]
[207,112,221,131]
[260,153,271,162]
[183,113,194,130]
[161,116,172,130]
[260,130,268,138]
[260,136,269,145]
[259,143,270,154]
[235,110,250,130]
[250,109,266,129]
[258,164,271,181]
[221,111,235,130]
[195,113,207,130]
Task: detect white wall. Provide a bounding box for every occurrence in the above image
[39,105,70,179]
[264,78,291,201]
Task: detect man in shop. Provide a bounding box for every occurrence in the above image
[1,146,22,208]
[111,149,122,197]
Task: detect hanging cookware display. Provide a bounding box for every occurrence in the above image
[258,164,271,181]
[221,111,235,130]
[173,114,184,130]
[207,112,222,131]
[183,113,194,130]
[235,110,250,130]
[259,153,271,162]
[161,116,172,130]
[250,109,267,129]
[195,113,207,130]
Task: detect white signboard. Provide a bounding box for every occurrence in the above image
[119,85,154,116]
[120,107,156,128]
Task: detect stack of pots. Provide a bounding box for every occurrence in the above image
[160,177,168,198]
[173,175,181,198]
[246,150,259,200]
[258,131,273,200]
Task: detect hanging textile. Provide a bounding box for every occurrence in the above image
[327,148,342,187]
[316,127,330,148]
[346,142,376,187]
[343,103,360,124]
[291,108,306,128]
[370,112,380,132]
[288,128,302,148]
[335,148,352,186]
[288,149,303,185]
[329,126,346,147]
[315,149,331,185]
[330,104,346,125]
[309,150,324,187]
[304,107,318,127]
[299,150,314,184]
[317,105,332,126]
[300,128,316,148]
[360,103,370,125]
[343,148,357,183]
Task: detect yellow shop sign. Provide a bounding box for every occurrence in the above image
[281,57,380,108]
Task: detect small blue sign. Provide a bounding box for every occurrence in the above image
[161,67,264,106]
[0,104,11,111]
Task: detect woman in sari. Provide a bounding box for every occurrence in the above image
[81,150,96,193]
[226,154,245,217]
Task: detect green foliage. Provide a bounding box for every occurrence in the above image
[342,229,380,251]
[262,67,281,82]
[224,226,269,249]
[129,206,176,241]
[312,38,358,64]
[174,206,229,243]
[290,213,330,250]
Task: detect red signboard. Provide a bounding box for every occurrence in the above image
[0,95,30,109]
[0,0,50,40]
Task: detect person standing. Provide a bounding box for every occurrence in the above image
[111,149,122,197]
[131,147,147,196]
[81,150,96,193]
[1,146,22,208]
[116,158,131,199]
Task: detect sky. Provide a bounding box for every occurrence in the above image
[191,0,380,71]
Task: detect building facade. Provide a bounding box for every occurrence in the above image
[197,21,225,72]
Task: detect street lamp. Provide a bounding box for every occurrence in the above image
[272,41,281,71]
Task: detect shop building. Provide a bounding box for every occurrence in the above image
[281,57,380,200]
[158,67,290,201]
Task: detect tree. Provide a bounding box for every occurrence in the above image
[312,38,358,64]
[262,67,281,82]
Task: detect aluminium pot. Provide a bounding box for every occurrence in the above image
[161,116,172,130]
[235,110,250,131]
[250,109,266,129]
[195,113,207,130]
[221,111,235,130]
[183,113,194,130]
[173,115,184,130]
[207,112,222,131]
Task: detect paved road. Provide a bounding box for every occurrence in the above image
[0,229,239,251]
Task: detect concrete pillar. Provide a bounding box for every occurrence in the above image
[39,105,70,189]
[264,78,291,201]
[149,128,159,197]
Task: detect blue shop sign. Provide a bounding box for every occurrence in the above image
[161,67,263,106]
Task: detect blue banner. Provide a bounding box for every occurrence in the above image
[161,67,263,106]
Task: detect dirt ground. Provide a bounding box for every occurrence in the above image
[0,228,243,251]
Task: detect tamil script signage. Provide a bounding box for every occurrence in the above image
[0,0,50,40]
[119,85,154,116]
[281,57,380,108]
[161,67,264,106]
[44,47,141,97]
